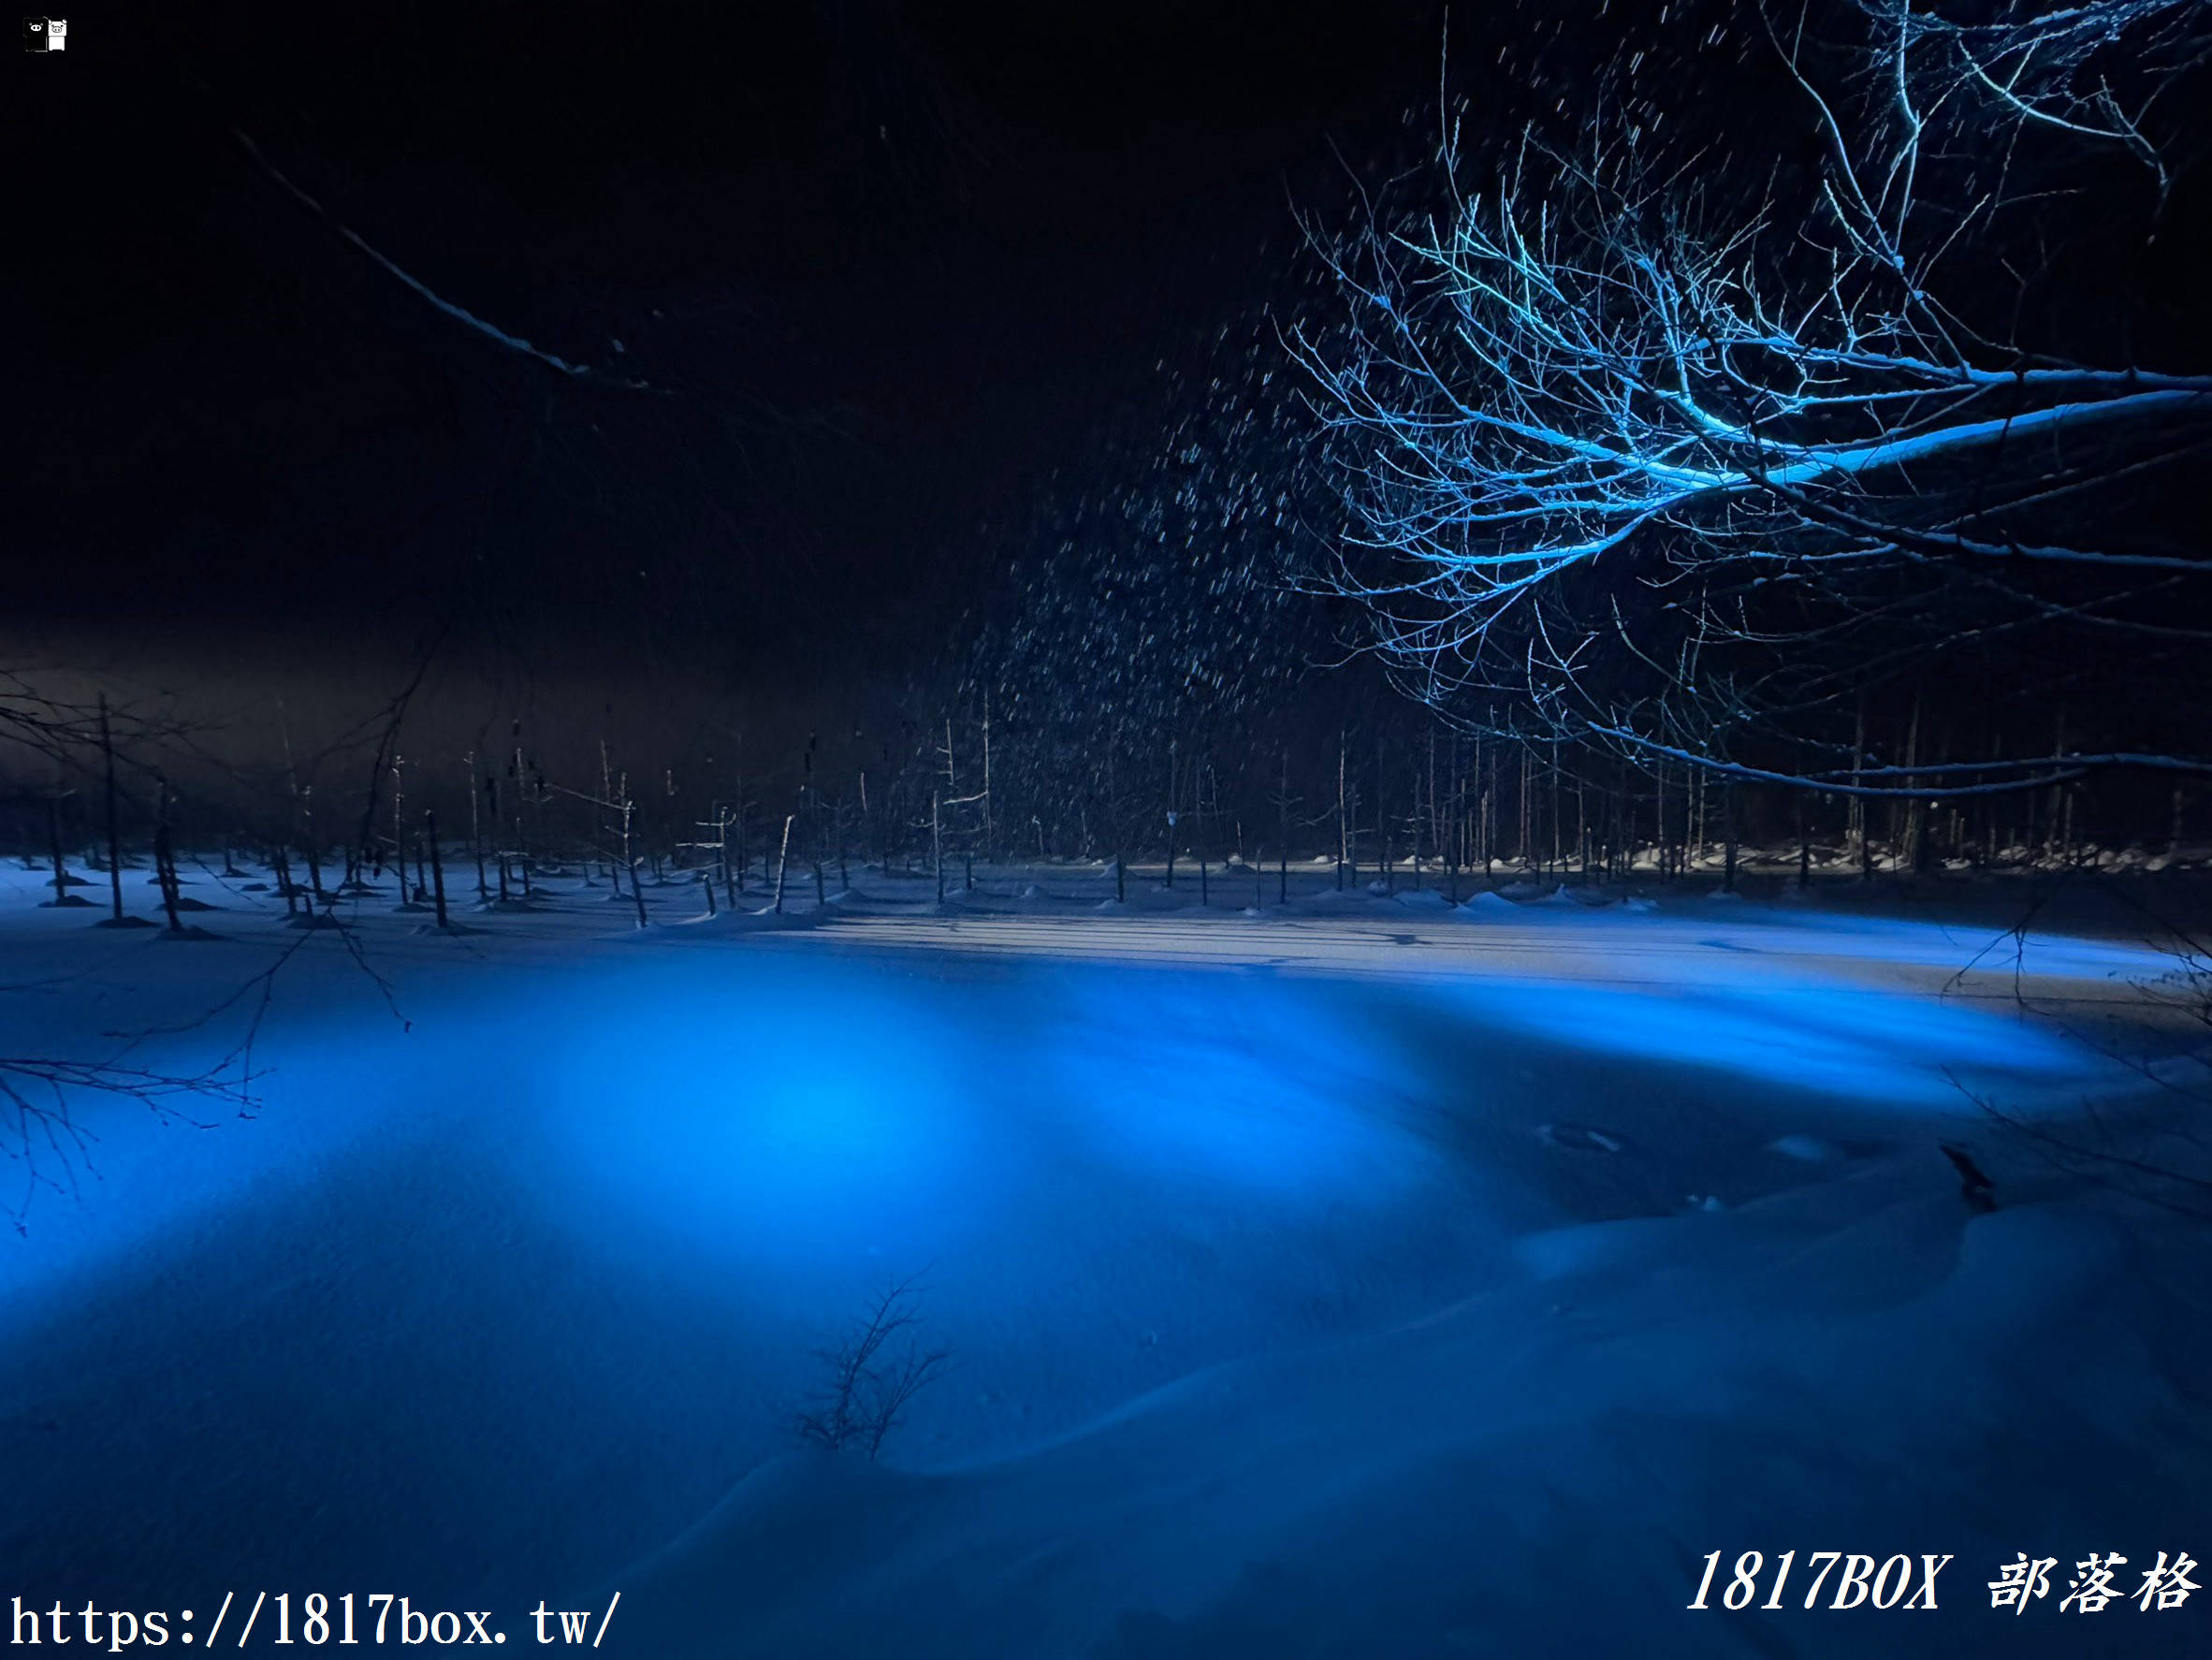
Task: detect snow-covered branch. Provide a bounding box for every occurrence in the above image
[1294,0,2212,785]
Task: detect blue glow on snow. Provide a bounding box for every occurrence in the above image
[0,910,2127,1314]
[529,931,2115,1284]
[542,955,993,1257]
[0,895,2161,1624]
[1425,973,2100,1106]
[534,952,1443,1276]
[1023,965,1433,1199]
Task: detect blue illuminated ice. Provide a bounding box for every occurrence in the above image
[0,863,2202,1658]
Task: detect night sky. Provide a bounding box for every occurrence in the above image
[14,0,2205,794]
[8,1,1496,692]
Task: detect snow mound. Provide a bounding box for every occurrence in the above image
[615,1161,2208,1660]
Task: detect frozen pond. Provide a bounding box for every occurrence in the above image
[2,866,2204,1656]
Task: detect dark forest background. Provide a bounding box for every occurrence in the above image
[5,1,2207,891]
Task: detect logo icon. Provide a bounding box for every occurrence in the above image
[23,16,65,50]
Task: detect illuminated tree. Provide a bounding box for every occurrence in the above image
[1296,0,2212,802]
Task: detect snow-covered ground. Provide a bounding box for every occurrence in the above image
[2,858,2206,1657]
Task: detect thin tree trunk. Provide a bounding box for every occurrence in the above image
[1576,775,1587,884]
[274,846,298,917]
[46,791,68,906]
[100,694,124,923]
[426,809,449,928]
[1376,728,1390,893]
[1520,746,1532,872]
[1722,784,1739,895]
[1901,689,1924,875]
[1445,735,1461,904]
[513,725,532,899]
[494,777,510,904]
[468,755,488,896]
[1337,731,1349,890]
[1855,698,1874,883]
[154,778,182,933]
[1690,765,1705,876]
[1550,737,1563,877]
[626,794,648,927]
[390,755,407,897]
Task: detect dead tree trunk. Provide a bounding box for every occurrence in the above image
[1550,738,1564,878]
[1337,732,1351,890]
[512,723,533,899]
[1853,697,1873,882]
[99,694,124,924]
[1376,729,1390,893]
[1575,775,1587,884]
[390,755,407,897]
[467,753,488,897]
[1519,746,1532,873]
[720,808,737,910]
[154,778,182,933]
[624,789,648,928]
[1445,738,1461,904]
[775,811,797,915]
[425,809,450,928]
[1900,690,1925,875]
[1722,784,1739,895]
[45,791,69,906]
